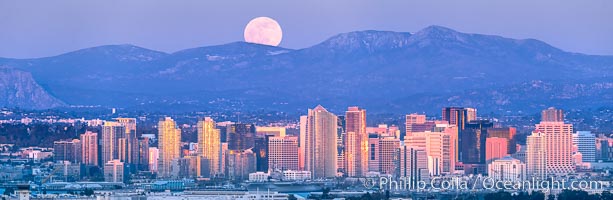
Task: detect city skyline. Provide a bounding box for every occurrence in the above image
[1,103,612,199]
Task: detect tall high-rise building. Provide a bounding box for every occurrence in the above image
[101,122,126,166]
[104,159,125,183]
[526,131,547,179]
[536,121,574,175]
[399,145,429,186]
[378,136,401,175]
[368,134,380,172]
[485,137,509,163]
[466,108,477,122]
[441,124,461,163]
[302,105,338,179]
[227,149,256,181]
[596,137,613,162]
[541,107,564,122]
[137,137,150,171]
[220,142,228,175]
[430,132,456,176]
[408,132,456,176]
[405,114,427,137]
[487,127,517,154]
[254,135,270,172]
[197,117,221,177]
[216,121,234,143]
[116,118,138,166]
[227,124,256,151]
[336,115,346,174]
[442,107,470,129]
[268,136,299,171]
[460,120,493,164]
[53,139,81,163]
[148,147,159,172]
[157,117,182,178]
[345,106,368,177]
[80,131,98,166]
[461,120,493,174]
[299,116,307,170]
[117,138,129,162]
[573,131,595,163]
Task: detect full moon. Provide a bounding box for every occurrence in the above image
[244,17,283,46]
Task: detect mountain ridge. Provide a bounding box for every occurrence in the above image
[0,25,611,113]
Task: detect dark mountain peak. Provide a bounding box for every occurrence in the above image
[309,30,412,54]
[419,25,459,35]
[409,25,470,43]
[172,41,292,58]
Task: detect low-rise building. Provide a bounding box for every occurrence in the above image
[488,156,526,182]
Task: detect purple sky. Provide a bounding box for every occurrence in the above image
[0,0,612,58]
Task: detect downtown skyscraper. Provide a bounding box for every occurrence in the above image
[157,117,182,178]
[345,106,368,177]
[115,118,138,168]
[460,120,493,174]
[101,121,126,166]
[226,123,256,151]
[399,145,429,186]
[573,131,596,163]
[536,120,575,175]
[80,131,98,166]
[368,133,400,175]
[302,105,338,179]
[197,117,221,177]
[526,108,575,178]
[53,139,81,163]
[268,136,299,171]
[406,131,456,176]
[541,107,564,122]
[526,130,547,179]
[225,123,257,180]
[405,113,426,137]
[442,107,471,129]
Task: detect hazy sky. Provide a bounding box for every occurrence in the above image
[0,0,611,58]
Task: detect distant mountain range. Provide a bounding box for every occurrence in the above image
[0,25,611,114]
